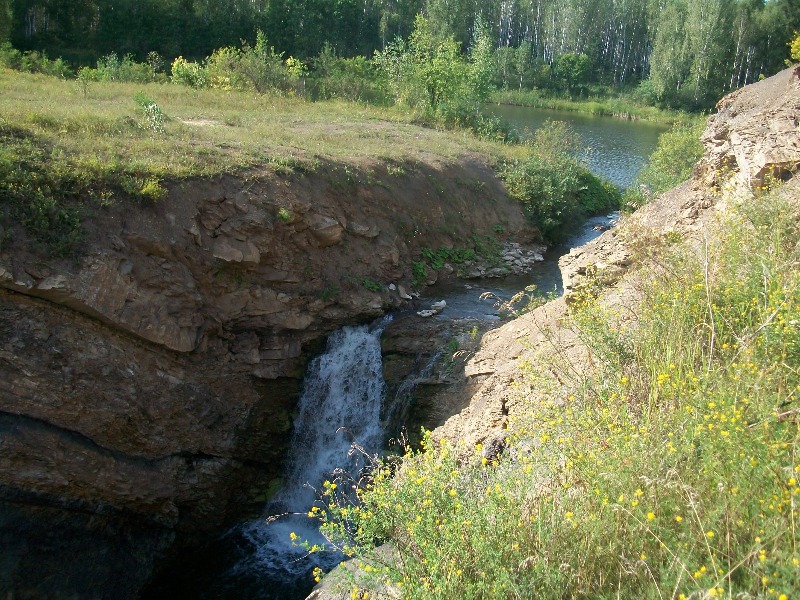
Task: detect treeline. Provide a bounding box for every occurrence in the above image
[1,0,799,109]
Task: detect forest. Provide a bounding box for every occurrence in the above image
[1,0,799,109]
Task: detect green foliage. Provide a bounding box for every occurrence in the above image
[137,177,167,202]
[0,0,10,45]
[170,31,304,96]
[360,278,383,293]
[0,42,72,78]
[311,181,800,599]
[310,43,384,102]
[170,57,207,88]
[0,124,84,256]
[206,31,292,94]
[320,285,339,301]
[411,260,427,287]
[552,52,591,95]
[624,119,705,210]
[78,53,162,84]
[277,207,292,223]
[373,14,498,133]
[420,245,477,270]
[500,121,619,241]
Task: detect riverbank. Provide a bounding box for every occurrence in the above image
[491,88,690,124]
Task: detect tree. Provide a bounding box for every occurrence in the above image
[553,52,590,95]
[373,13,495,122]
[0,0,11,43]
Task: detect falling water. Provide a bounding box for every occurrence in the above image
[228,317,391,598]
[383,351,441,440]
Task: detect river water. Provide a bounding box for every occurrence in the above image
[145,108,665,600]
[429,106,667,318]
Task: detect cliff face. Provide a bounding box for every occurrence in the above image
[0,153,532,595]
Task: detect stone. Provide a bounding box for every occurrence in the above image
[347,221,380,238]
[212,238,261,264]
[696,66,800,189]
[305,213,344,246]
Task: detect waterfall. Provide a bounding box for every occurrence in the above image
[230,317,391,597]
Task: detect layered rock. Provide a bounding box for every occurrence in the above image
[696,65,800,189]
[0,155,532,597]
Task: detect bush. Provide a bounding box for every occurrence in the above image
[500,121,619,241]
[205,31,299,95]
[171,56,208,88]
[624,119,705,210]
[373,14,495,127]
[84,53,158,83]
[132,92,166,134]
[310,44,384,103]
[0,42,72,78]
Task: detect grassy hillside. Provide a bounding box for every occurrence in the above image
[310,177,800,598]
[0,69,512,257]
[0,70,619,258]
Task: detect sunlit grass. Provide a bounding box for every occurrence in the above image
[0,69,517,183]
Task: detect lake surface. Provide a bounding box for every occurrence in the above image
[488,105,668,189]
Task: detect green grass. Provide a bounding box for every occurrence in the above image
[309,179,800,599]
[0,69,512,181]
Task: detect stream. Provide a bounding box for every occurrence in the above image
[145,108,665,600]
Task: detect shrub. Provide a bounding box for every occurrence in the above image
[205,31,292,94]
[500,121,619,241]
[373,14,496,128]
[0,42,72,78]
[624,119,705,210]
[311,44,384,103]
[789,32,800,63]
[132,92,166,134]
[170,56,208,88]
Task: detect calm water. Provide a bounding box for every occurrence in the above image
[489,105,668,189]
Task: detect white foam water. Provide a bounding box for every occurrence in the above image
[230,317,391,596]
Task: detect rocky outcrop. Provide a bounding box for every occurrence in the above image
[0,155,533,597]
[696,65,800,189]
[433,66,800,461]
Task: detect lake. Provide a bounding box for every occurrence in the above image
[488,104,669,189]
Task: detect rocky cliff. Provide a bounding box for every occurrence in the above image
[0,153,534,596]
